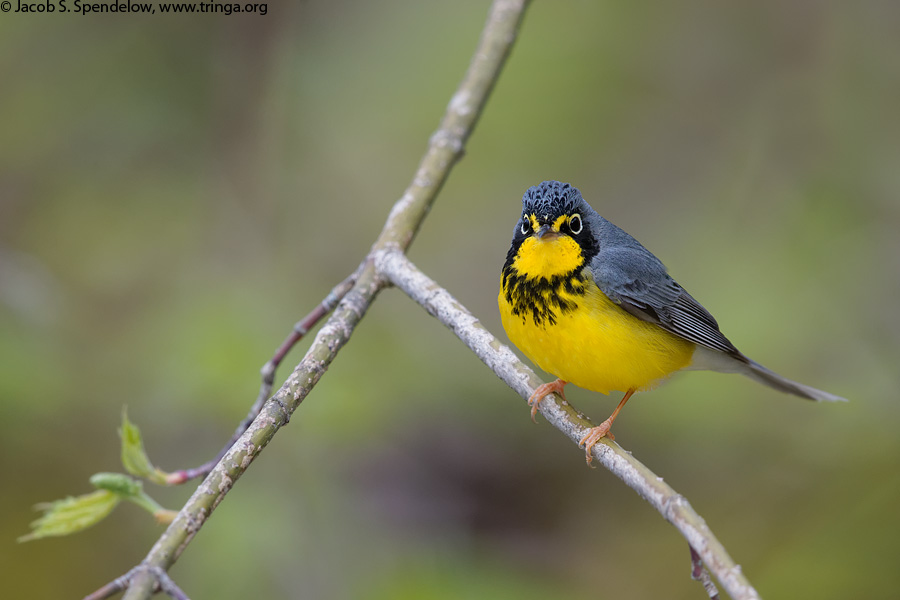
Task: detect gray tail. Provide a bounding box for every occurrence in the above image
[744,358,847,402]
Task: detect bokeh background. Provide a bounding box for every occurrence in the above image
[2,1,899,598]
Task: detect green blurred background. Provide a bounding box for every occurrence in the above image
[2,1,898,598]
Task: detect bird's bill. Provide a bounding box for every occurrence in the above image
[536,223,560,240]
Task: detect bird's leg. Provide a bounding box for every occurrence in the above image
[579,388,636,465]
[527,379,567,423]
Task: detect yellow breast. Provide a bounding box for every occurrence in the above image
[499,235,694,394]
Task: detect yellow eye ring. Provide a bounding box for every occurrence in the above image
[569,214,583,234]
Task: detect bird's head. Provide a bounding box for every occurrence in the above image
[505,181,597,279]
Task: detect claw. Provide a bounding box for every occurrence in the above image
[579,419,613,465]
[527,379,567,422]
[577,388,636,465]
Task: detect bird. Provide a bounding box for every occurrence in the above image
[498,180,846,464]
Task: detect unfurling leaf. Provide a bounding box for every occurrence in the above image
[119,407,156,478]
[119,408,168,485]
[18,490,120,542]
[90,472,143,496]
[20,410,179,542]
[20,473,174,542]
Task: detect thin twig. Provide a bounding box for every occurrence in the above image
[164,269,360,485]
[151,566,190,600]
[120,267,383,600]
[691,545,722,599]
[83,565,189,600]
[83,570,131,600]
[112,3,531,599]
[373,248,761,600]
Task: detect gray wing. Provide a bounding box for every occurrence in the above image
[590,246,745,359]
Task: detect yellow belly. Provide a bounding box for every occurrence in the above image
[499,280,695,394]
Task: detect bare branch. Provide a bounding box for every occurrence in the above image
[164,269,360,486]
[120,266,383,600]
[112,2,531,599]
[372,0,531,254]
[373,247,761,600]
[83,571,130,600]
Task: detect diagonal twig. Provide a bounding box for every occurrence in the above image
[112,2,532,599]
[691,544,722,599]
[164,269,360,485]
[373,247,760,600]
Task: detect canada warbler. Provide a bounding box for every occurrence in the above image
[499,180,845,463]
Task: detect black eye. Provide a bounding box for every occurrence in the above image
[520,220,530,235]
[569,214,582,234]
